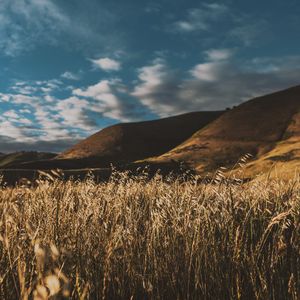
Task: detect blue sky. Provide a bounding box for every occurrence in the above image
[0,0,300,152]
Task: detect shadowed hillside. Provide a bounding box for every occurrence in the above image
[149,85,300,177]
[0,151,56,168]
[58,111,224,162]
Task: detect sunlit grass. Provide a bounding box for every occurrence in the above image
[0,171,299,299]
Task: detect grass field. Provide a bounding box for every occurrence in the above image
[0,171,299,299]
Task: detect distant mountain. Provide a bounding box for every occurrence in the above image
[148,85,300,178]
[0,151,57,169]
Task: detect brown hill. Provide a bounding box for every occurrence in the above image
[149,85,300,177]
[8,111,223,170]
[57,111,224,164]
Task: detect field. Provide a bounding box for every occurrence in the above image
[0,171,299,299]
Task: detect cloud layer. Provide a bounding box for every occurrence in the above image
[131,53,300,117]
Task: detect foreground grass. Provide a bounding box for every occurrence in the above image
[0,172,299,299]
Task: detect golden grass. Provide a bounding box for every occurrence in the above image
[0,171,299,299]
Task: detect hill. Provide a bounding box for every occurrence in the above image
[148,85,300,177]
[0,151,57,169]
[57,111,224,165]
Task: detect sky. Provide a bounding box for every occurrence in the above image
[0,0,300,153]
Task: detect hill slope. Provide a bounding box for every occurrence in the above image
[57,111,224,165]
[0,152,57,169]
[150,85,300,177]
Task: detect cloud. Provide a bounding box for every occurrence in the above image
[205,49,233,61]
[168,3,270,50]
[56,96,95,131]
[131,52,300,117]
[132,58,185,116]
[190,62,228,82]
[73,79,134,121]
[3,110,19,119]
[2,110,32,126]
[0,0,69,56]
[0,0,124,57]
[0,75,144,152]
[61,71,80,81]
[171,3,228,33]
[90,58,121,71]
[0,115,36,143]
[0,79,97,153]
[10,85,38,95]
[10,79,63,95]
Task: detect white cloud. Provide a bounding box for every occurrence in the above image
[9,79,62,97]
[205,49,233,61]
[0,115,36,143]
[61,71,80,81]
[190,62,227,82]
[0,76,137,150]
[0,93,10,102]
[11,85,38,95]
[56,96,94,131]
[132,59,182,116]
[0,81,94,147]
[73,80,111,98]
[176,21,203,32]
[3,110,19,119]
[90,58,121,71]
[73,79,131,121]
[2,109,32,127]
[189,49,234,82]
[0,121,28,140]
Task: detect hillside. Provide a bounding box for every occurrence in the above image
[241,109,300,178]
[0,151,57,169]
[149,85,300,177]
[57,111,224,164]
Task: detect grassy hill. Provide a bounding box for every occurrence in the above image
[58,111,224,162]
[148,85,300,177]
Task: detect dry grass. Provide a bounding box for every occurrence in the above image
[0,171,299,299]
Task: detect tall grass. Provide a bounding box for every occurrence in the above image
[0,172,299,299]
